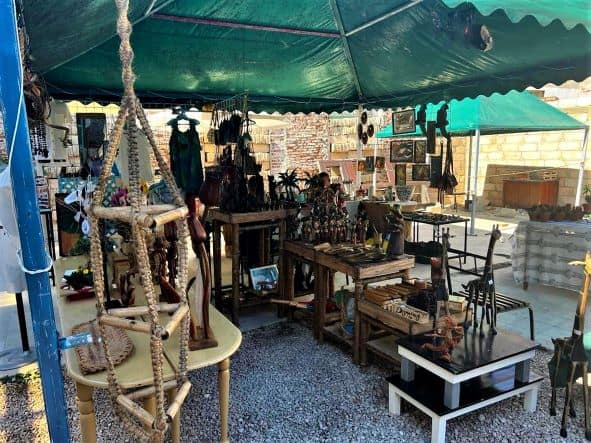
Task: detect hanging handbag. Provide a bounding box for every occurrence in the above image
[429,140,443,188]
[437,137,458,204]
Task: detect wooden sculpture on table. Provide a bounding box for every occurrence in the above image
[87,1,192,440]
[421,315,464,362]
[431,228,451,324]
[463,225,501,336]
[548,252,591,440]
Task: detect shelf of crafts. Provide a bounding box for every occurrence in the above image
[358,298,472,366]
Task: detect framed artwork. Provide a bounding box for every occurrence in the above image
[412,164,431,181]
[395,164,407,186]
[414,140,427,163]
[76,113,106,176]
[392,109,416,134]
[365,156,375,173]
[390,140,414,163]
[357,159,367,172]
[375,156,385,171]
[250,264,279,291]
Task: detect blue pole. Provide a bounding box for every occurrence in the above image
[0,1,70,441]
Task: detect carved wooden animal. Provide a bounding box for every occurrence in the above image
[549,252,590,440]
[463,225,501,335]
[421,315,464,362]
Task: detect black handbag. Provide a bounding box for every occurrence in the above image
[438,137,458,204]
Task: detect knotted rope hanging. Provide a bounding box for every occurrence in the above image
[88,1,191,441]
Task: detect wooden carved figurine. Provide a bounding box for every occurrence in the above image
[463,225,501,335]
[549,252,591,440]
[421,315,464,362]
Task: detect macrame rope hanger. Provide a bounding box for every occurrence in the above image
[88,1,192,441]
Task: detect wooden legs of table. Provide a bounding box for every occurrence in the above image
[353,280,363,364]
[218,358,230,443]
[231,223,240,326]
[213,221,222,307]
[278,220,286,315]
[282,252,295,319]
[166,388,181,443]
[315,265,326,341]
[76,382,97,443]
[359,313,370,366]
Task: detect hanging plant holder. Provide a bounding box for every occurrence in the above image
[87,1,192,440]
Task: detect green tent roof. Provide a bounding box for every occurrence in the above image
[377,90,587,138]
[22,0,591,112]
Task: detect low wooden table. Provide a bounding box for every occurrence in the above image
[315,250,415,364]
[210,208,289,325]
[54,257,242,443]
[388,328,541,443]
[282,241,415,363]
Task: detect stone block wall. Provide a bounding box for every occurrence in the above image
[269,113,330,176]
[481,164,590,207]
[453,84,591,207]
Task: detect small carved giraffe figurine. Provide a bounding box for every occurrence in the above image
[463,224,501,336]
[549,252,591,440]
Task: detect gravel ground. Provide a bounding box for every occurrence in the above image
[0,322,588,442]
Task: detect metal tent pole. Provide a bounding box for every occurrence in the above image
[465,135,473,208]
[469,129,481,235]
[574,126,589,206]
[0,0,70,441]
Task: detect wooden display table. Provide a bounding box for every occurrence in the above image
[54,257,242,443]
[388,328,541,443]
[316,250,415,364]
[357,299,470,366]
[210,208,289,325]
[282,241,415,364]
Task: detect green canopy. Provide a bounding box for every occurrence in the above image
[22,0,591,112]
[377,91,588,138]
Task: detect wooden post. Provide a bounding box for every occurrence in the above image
[231,223,241,325]
[213,220,222,307]
[218,358,230,443]
[143,395,156,430]
[76,383,97,443]
[353,280,364,364]
[167,388,181,443]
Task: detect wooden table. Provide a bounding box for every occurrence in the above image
[54,257,242,443]
[282,241,415,364]
[210,208,289,325]
[315,250,415,364]
[388,328,541,443]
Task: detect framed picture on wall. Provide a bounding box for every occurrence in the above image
[414,140,427,163]
[390,140,414,163]
[357,159,367,172]
[365,156,375,173]
[375,156,385,171]
[395,164,407,186]
[76,113,107,177]
[392,109,416,134]
[412,164,431,181]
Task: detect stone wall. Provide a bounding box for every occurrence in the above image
[481,164,590,207]
[269,113,330,176]
[453,83,591,207]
